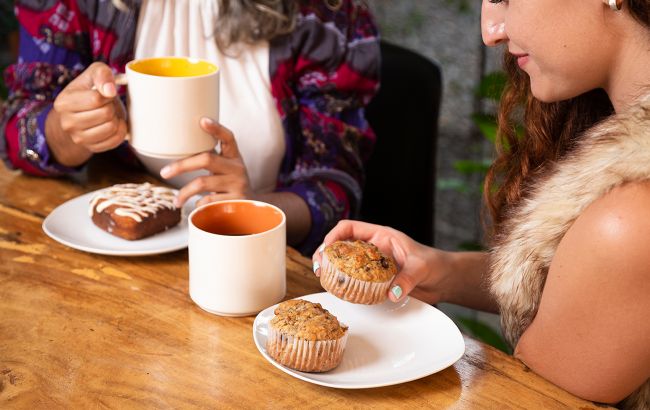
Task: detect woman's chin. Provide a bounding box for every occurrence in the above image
[530,81,584,104]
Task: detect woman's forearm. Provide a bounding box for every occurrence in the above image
[254,191,311,246]
[442,251,499,313]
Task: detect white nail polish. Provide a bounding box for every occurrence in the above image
[312,261,320,273]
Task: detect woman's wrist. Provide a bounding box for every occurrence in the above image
[428,248,457,304]
[44,109,92,167]
[443,251,497,312]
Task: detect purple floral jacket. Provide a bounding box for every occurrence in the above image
[0,0,380,253]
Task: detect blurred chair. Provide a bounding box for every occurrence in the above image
[361,41,442,246]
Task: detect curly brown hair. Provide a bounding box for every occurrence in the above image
[483,0,650,236]
[113,0,298,49]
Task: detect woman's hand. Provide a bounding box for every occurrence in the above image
[160,117,253,207]
[48,62,127,165]
[312,220,454,304]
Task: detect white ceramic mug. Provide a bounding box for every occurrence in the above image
[125,56,220,158]
[188,200,286,316]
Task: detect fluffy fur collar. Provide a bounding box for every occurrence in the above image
[489,95,650,409]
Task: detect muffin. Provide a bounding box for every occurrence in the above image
[266,299,348,372]
[89,182,180,240]
[320,240,397,304]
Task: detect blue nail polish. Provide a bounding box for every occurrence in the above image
[312,261,320,273]
[391,285,403,299]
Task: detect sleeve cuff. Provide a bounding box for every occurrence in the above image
[278,180,350,255]
[31,104,85,175]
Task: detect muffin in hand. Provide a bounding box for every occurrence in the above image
[266,299,348,372]
[320,240,397,304]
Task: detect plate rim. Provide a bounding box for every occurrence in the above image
[252,292,466,389]
[42,189,189,257]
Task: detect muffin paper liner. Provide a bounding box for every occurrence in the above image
[320,254,394,304]
[266,324,348,372]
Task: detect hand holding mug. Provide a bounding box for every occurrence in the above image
[313,220,453,304]
[160,118,253,208]
[52,62,127,153]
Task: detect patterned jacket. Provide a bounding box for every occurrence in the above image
[0,0,380,254]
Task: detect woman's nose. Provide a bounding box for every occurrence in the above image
[481,1,508,47]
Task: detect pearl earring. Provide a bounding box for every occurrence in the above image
[604,0,622,11]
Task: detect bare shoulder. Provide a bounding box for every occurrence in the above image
[552,179,650,318]
[566,180,650,272]
[515,181,650,403]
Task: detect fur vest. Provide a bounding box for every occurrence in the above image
[489,95,650,409]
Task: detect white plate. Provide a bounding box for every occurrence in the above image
[253,292,465,389]
[42,190,194,256]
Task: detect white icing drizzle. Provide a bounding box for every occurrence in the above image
[89,183,177,222]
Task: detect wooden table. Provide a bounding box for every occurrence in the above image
[0,160,609,409]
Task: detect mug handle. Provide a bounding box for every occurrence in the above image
[114,73,128,86]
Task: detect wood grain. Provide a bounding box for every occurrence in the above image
[0,162,611,409]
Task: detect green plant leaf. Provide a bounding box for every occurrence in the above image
[472,113,498,143]
[453,159,491,175]
[457,316,511,353]
[476,71,507,101]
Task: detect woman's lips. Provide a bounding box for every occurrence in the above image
[515,54,530,68]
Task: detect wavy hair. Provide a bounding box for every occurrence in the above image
[484,0,650,237]
[211,0,298,49]
[113,0,298,49]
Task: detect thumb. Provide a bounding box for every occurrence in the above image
[387,268,419,303]
[86,62,117,98]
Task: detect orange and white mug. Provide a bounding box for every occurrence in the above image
[188,200,286,316]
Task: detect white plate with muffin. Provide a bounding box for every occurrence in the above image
[253,240,465,388]
[253,292,465,389]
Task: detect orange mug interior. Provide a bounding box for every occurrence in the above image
[192,201,283,236]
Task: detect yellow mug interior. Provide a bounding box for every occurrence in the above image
[128,57,217,77]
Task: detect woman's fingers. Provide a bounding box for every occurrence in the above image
[386,260,425,303]
[69,61,117,97]
[323,220,383,245]
[53,62,127,154]
[174,175,219,208]
[160,152,247,181]
[161,152,217,179]
[173,174,247,208]
[60,100,117,133]
[312,220,392,276]
[84,120,128,152]
[195,192,242,208]
[199,117,241,158]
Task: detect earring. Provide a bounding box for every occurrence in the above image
[604,0,622,11]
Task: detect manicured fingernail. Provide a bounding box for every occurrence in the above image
[102,82,116,97]
[391,285,403,300]
[318,244,325,254]
[201,116,216,126]
[312,261,320,274]
[160,166,171,178]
